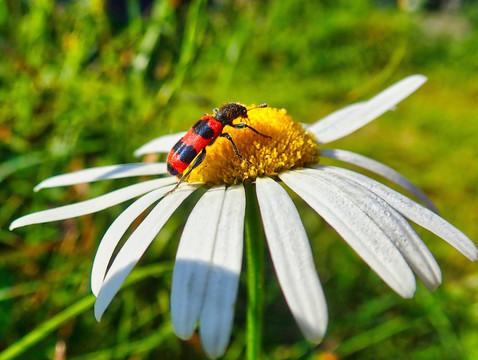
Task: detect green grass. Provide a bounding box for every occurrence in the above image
[1,0,478,359]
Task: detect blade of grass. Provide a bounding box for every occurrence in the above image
[0,263,172,360]
[69,322,173,360]
[157,0,207,105]
[419,290,463,357]
[0,152,44,183]
[132,0,173,78]
[0,295,95,360]
[0,281,43,302]
[335,317,419,357]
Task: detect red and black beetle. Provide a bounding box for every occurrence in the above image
[167,102,269,192]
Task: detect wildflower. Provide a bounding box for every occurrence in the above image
[11,75,477,359]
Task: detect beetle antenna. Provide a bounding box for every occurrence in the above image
[247,103,268,111]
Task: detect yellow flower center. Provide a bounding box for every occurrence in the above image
[186,106,320,185]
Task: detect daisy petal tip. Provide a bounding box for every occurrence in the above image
[410,73,427,84]
[469,250,478,262]
[306,334,325,345]
[460,242,478,262]
[302,324,327,344]
[91,281,100,298]
[93,304,104,323]
[202,343,225,360]
[421,272,442,291]
[391,274,416,299]
[94,289,114,322]
[296,312,328,344]
[132,149,143,158]
[9,218,23,231]
[172,326,195,341]
[427,281,441,292]
[401,285,416,299]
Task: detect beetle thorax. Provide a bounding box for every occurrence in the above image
[215,103,248,126]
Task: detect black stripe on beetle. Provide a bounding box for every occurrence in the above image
[179,145,198,164]
[192,120,215,139]
[172,140,184,153]
[167,162,180,176]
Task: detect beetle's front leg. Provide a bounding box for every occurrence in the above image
[221,133,251,164]
[231,123,271,138]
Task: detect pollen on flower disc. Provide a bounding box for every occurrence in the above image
[185,106,320,185]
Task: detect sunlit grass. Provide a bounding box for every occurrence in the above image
[1,0,477,359]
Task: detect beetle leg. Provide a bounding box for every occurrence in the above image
[221,133,251,164]
[231,123,271,138]
[168,148,207,194]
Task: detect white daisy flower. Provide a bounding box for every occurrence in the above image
[10,75,477,359]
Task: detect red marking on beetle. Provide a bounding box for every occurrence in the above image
[167,103,269,193]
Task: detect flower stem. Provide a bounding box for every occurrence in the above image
[244,182,265,360]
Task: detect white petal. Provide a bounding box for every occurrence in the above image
[319,165,478,261]
[199,185,245,359]
[9,177,177,230]
[256,177,328,342]
[321,149,439,213]
[310,75,427,144]
[134,132,187,157]
[91,185,174,296]
[311,168,441,290]
[308,102,366,140]
[171,186,226,340]
[94,184,197,321]
[34,163,168,191]
[280,170,416,298]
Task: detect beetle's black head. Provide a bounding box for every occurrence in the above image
[215,103,248,126]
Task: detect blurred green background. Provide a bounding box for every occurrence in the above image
[1,0,478,359]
